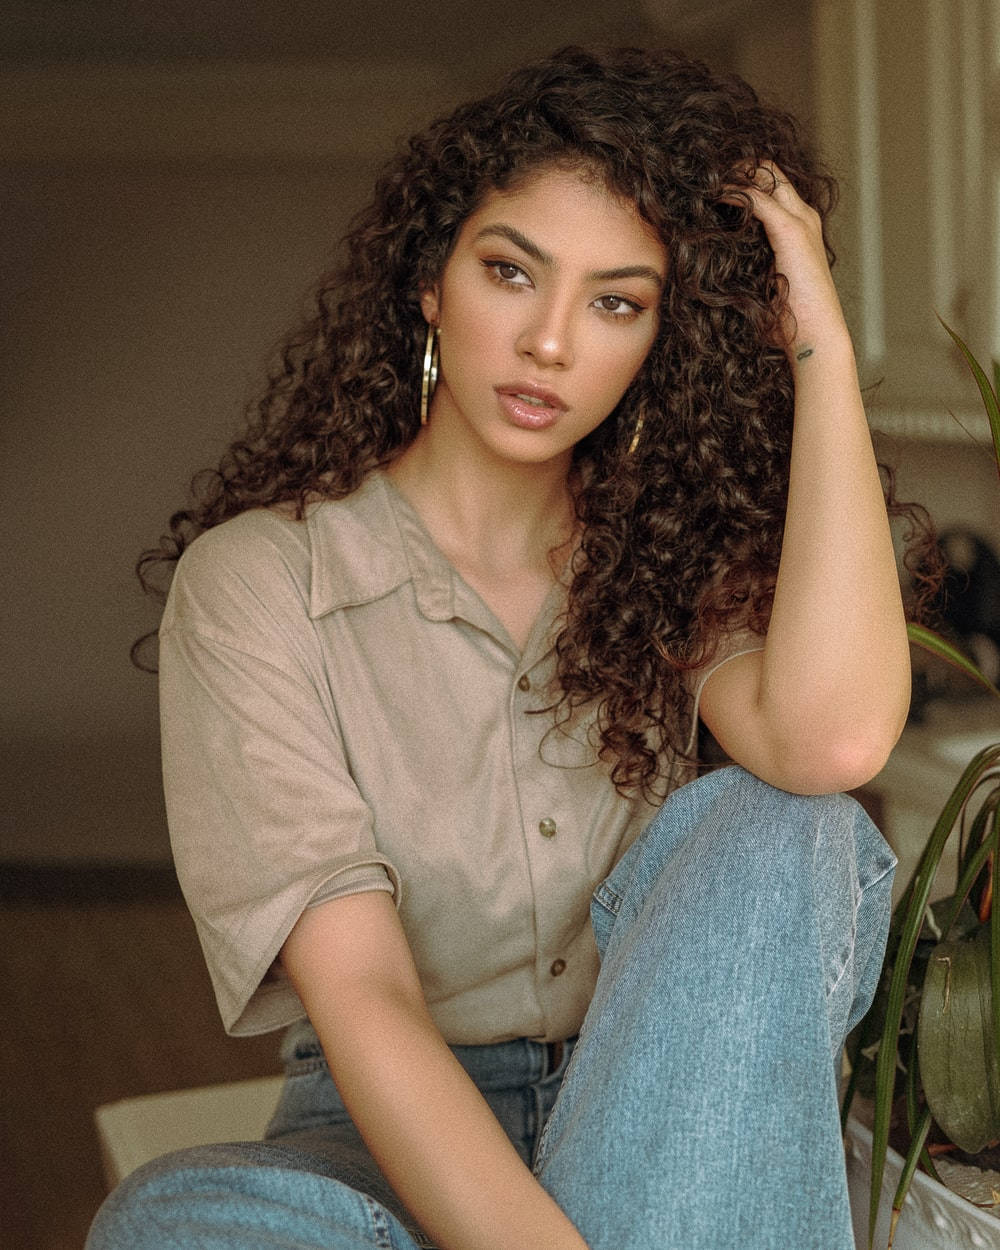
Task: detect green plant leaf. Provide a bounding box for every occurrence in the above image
[862,317,1000,1246]
[874,803,997,1227]
[957,796,1000,896]
[904,1022,941,1184]
[907,622,1000,699]
[989,806,1000,1111]
[937,814,998,940]
[937,316,1000,479]
[917,928,1000,1152]
[890,1107,932,1248]
[867,746,1000,1246]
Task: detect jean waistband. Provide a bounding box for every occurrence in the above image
[280,1018,576,1089]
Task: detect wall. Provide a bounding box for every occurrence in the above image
[2,156,376,861]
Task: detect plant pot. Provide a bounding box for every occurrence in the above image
[845,1115,1000,1249]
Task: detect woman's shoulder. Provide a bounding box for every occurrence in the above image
[165,474,403,636]
[159,507,309,647]
[175,504,311,594]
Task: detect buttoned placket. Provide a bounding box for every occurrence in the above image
[382,470,589,1039]
[509,620,580,1037]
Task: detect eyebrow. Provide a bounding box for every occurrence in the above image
[473,223,664,288]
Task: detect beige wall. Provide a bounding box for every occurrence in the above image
[2,161,377,860]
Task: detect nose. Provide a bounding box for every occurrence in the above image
[515,298,574,369]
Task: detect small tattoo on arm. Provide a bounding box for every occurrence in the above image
[796,347,814,361]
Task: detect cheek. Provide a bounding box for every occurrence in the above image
[443,294,520,368]
[597,332,656,394]
[438,308,503,392]
[442,316,495,378]
[629,321,660,381]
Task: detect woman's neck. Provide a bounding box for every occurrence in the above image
[384,426,576,580]
[384,424,577,649]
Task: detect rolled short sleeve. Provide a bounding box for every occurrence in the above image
[159,520,401,1036]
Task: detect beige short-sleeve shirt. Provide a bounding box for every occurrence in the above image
[160,471,757,1041]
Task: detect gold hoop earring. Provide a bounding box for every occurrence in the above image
[420,325,440,426]
[627,412,644,456]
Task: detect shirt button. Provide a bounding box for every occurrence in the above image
[538,817,557,839]
[550,958,567,977]
[517,674,531,692]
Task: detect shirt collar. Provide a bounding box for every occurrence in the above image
[305,471,477,627]
[305,470,565,668]
[305,471,417,618]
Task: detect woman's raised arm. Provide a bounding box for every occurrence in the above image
[698,164,911,795]
[281,893,589,1250]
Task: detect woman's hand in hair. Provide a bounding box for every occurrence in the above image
[734,161,849,366]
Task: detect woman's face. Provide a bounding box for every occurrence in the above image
[420,166,667,469]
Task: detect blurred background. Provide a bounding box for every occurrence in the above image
[2,1,998,1246]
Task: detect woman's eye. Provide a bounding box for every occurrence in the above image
[485,260,530,286]
[595,294,642,318]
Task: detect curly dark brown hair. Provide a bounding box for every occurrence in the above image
[135,44,935,797]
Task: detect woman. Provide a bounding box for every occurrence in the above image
[91,45,912,1250]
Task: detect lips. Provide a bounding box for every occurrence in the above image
[494,382,567,430]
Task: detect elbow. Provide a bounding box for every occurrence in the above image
[815,733,897,793]
[778,721,903,795]
[777,672,911,794]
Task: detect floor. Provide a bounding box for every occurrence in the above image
[1,865,281,1250]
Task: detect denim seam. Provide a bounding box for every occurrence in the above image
[821,876,860,1005]
[532,1037,582,1173]
[863,860,897,900]
[811,809,861,1006]
[533,1108,553,1172]
[824,926,858,1002]
[363,1193,395,1250]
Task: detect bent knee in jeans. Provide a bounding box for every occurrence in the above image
[86,1140,423,1250]
[591,765,895,1045]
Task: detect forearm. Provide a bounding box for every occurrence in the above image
[702,327,910,792]
[282,896,588,1250]
[324,994,585,1250]
[759,330,910,755]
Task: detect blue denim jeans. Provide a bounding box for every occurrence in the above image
[86,766,895,1249]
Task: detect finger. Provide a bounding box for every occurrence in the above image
[718,181,792,221]
[745,174,817,229]
[730,161,796,206]
[720,161,794,207]
[750,159,786,187]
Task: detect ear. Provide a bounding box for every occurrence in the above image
[420,286,440,325]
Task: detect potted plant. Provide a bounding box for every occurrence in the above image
[841,322,1000,1249]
